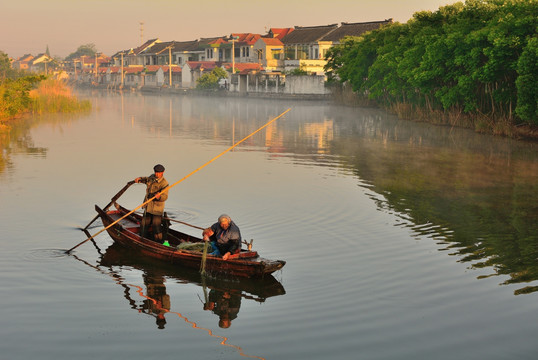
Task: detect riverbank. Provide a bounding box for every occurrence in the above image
[73,81,332,102]
[79,82,538,141]
[0,79,91,131]
[329,85,538,142]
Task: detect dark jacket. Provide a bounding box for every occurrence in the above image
[210,221,241,254]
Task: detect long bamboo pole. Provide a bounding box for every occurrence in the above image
[66,108,291,254]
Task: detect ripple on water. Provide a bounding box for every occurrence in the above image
[22,248,71,262]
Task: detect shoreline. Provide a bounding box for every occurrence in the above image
[4,83,536,142]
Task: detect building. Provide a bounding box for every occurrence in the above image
[253,37,285,72]
[12,54,34,71]
[281,20,392,74]
[182,61,222,88]
[172,40,204,65]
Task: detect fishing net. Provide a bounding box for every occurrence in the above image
[176,242,206,252]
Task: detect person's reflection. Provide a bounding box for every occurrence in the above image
[203,289,241,328]
[139,273,170,329]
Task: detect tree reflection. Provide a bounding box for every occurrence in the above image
[327,117,538,295]
[0,113,84,176]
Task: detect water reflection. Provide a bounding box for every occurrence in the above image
[5,91,538,297]
[0,117,47,176]
[99,243,286,322]
[124,93,538,294]
[0,112,85,176]
[72,240,284,358]
[328,114,538,295]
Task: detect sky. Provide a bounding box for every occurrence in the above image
[1,0,456,59]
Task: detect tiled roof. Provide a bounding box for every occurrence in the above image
[185,61,221,70]
[18,54,34,62]
[163,66,181,73]
[79,56,94,65]
[259,38,283,46]
[209,38,228,45]
[111,49,131,59]
[267,28,294,40]
[223,62,262,74]
[145,65,162,73]
[321,19,393,41]
[142,41,181,55]
[172,40,202,52]
[30,53,51,65]
[280,24,338,44]
[132,38,160,55]
[124,66,144,74]
[232,33,262,45]
[199,37,227,46]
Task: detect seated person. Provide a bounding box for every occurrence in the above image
[202,214,241,260]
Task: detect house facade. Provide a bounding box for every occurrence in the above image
[253,37,285,72]
[12,54,34,70]
[127,38,161,66]
[281,24,338,74]
[124,66,145,87]
[182,61,222,88]
[62,19,390,94]
[171,40,204,65]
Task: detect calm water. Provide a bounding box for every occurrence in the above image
[1,91,538,360]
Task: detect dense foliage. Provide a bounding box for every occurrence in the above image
[196,67,228,89]
[0,75,45,120]
[65,43,98,61]
[325,0,538,126]
[1,50,90,123]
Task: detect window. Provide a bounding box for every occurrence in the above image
[285,47,295,60]
[297,45,308,60]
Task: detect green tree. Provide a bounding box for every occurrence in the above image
[324,0,538,126]
[0,51,14,80]
[65,44,98,61]
[0,75,45,119]
[196,67,228,89]
[516,37,538,123]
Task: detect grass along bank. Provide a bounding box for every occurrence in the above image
[0,78,91,131]
[29,79,91,115]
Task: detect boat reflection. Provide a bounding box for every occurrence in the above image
[98,242,285,330]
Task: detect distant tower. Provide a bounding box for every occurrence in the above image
[140,21,144,45]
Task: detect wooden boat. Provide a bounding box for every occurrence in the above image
[98,242,286,302]
[94,203,286,278]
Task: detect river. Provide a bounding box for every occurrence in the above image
[1,91,538,360]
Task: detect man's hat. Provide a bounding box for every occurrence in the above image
[153,164,165,172]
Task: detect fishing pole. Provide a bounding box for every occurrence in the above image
[66,108,291,254]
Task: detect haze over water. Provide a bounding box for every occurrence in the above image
[1,91,538,359]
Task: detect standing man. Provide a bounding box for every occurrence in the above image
[135,164,169,243]
[202,214,241,260]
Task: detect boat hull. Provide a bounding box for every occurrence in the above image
[95,204,285,278]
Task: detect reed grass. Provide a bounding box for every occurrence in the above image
[0,79,91,130]
[29,79,91,114]
[331,87,538,140]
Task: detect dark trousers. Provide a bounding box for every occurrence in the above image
[141,213,163,242]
